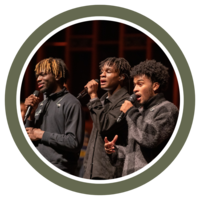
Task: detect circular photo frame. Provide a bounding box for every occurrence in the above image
[5,5,195,195]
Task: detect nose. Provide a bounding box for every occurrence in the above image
[37,75,42,83]
[100,71,106,77]
[133,85,139,93]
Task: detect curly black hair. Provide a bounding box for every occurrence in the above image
[99,57,131,83]
[131,60,169,92]
[35,57,69,84]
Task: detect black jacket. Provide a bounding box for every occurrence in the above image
[83,87,130,179]
[25,88,84,174]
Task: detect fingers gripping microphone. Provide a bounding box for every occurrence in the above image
[24,90,40,123]
[77,79,99,99]
[117,93,137,123]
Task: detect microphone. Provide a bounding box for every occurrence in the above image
[24,90,40,123]
[77,79,99,99]
[117,93,137,123]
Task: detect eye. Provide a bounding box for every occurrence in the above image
[138,82,143,86]
[36,72,46,78]
[100,70,107,74]
[106,69,112,73]
[41,72,47,76]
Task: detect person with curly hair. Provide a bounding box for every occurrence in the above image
[104,60,178,176]
[83,57,131,179]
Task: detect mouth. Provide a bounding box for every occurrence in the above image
[100,80,107,85]
[136,94,141,101]
[38,83,45,89]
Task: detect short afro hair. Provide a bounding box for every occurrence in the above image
[35,57,69,84]
[131,60,169,92]
[99,57,131,83]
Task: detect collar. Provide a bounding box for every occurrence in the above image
[100,87,129,103]
[46,87,68,99]
[142,93,166,109]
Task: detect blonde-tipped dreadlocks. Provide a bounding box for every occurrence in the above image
[35,57,69,84]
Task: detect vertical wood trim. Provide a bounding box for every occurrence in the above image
[24,64,32,98]
[35,46,45,99]
[146,37,152,59]
[172,71,179,108]
[36,46,44,62]
[119,23,124,57]
[66,27,71,91]
[91,21,98,79]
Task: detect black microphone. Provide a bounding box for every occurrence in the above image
[24,90,40,123]
[77,79,99,99]
[117,93,137,123]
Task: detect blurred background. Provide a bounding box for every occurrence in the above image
[20,20,179,177]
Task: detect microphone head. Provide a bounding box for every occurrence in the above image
[129,93,137,103]
[33,90,40,97]
[94,79,99,84]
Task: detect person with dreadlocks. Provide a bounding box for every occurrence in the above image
[25,57,84,175]
[83,57,131,179]
[104,60,179,176]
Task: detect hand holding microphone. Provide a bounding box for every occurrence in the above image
[117,94,136,123]
[77,79,99,99]
[24,90,40,122]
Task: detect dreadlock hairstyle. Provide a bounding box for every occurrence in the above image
[131,60,169,92]
[35,57,69,84]
[99,57,131,83]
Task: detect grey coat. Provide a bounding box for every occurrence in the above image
[111,93,179,176]
[83,87,130,179]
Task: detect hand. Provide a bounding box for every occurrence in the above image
[26,127,44,141]
[24,94,40,119]
[84,79,98,99]
[104,135,118,154]
[120,100,133,114]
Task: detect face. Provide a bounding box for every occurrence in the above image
[36,71,57,94]
[100,64,122,92]
[133,75,158,105]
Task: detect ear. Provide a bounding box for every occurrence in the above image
[55,76,61,81]
[119,75,125,81]
[153,82,160,92]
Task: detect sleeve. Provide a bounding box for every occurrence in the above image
[25,120,34,128]
[125,104,178,149]
[108,145,126,167]
[41,102,84,153]
[87,98,126,135]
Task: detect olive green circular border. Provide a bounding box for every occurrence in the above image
[5,5,195,195]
